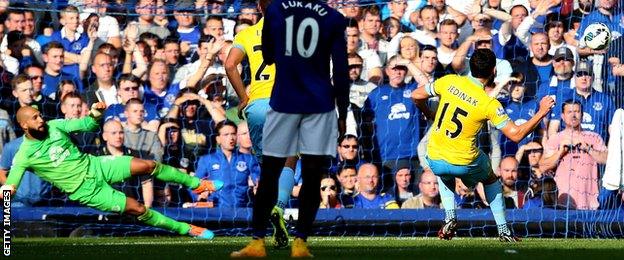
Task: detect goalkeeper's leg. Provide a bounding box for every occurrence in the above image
[129,158,223,193]
[125,196,214,239]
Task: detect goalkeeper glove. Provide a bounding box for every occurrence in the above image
[89,103,105,120]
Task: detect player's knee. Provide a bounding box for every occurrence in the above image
[144,160,157,174]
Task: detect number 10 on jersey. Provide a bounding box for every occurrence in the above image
[284,15,319,58]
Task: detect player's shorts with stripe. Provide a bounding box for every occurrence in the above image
[262,108,338,157]
[68,155,133,213]
[426,150,491,188]
[244,98,271,161]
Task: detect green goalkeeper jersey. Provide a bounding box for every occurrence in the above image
[6,116,99,194]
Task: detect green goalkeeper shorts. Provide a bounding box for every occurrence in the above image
[68,155,133,213]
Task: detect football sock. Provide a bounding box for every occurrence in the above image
[437,176,457,222]
[294,155,328,240]
[484,181,510,235]
[277,167,295,209]
[152,162,200,189]
[251,156,287,239]
[137,209,190,235]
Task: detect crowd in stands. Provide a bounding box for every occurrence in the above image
[0,0,622,211]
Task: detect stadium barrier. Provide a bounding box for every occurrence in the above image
[12,207,624,238]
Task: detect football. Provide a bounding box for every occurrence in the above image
[583,22,612,50]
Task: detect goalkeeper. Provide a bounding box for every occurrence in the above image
[0,104,223,239]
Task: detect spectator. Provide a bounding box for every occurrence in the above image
[96,120,143,202]
[173,35,225,89]
[236,121,253,154]
[157,121,194,206]
[50,5,97,86]
[576,0,622,57]
[391,166,416,206]
[451,28,513,85]
[362,55,420,192]
[330,134,363,176]
[523,176,559,209]
[385,0,411,30]
[162,38,186,78]
[347,53,378,135]
[166,90,226,171]
[381,17,401,42]
[515,141,552,181]
[436,19,459,68]
[539,46,576,135]
[205,0,236,40]
[401,168,441,209]
[388,4,438,53]
[124,98,164,208]
[237,4,258,25]
[203,16,225,40]
[83,52,117,106]
[81,0,122,48]
[1,74,57,137]
[540,99,608,210]
[512,32,553,99]
[105,74,160,132]
[500,74,539,156]
[41,41,82,99]
[319,175,341,209]
[125,0,170,40]
[360,6,389,62]
[194,121,259,208]
[498,156,524,209]
[338,0,363,20]
[336,165,357,207]
[25,64,60,120]
[548,61,615,140]
[143,59,182,117]
[352,164,399,209]
[60,92,100,154]
[173,0,201,59]
[345,20,383,84]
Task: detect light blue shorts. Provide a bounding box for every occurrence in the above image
[426,151,492,188]
[244,98,271,161]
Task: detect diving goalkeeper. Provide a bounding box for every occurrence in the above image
[0,104,223,239]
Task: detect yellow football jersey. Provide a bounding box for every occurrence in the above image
[425,75,509,165]
[232,18,275,102]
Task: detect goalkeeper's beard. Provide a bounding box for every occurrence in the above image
[29,124,49,140]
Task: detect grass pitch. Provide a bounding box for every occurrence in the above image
[10,237,624,259]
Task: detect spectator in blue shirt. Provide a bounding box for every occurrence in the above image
[548,61,615,140]
[104,74,161,132]
[501,75,539,156]
[363,55,421,192]
[143,59,182,118]
[352,164,399,209]
[41,41,82,99]
[50,6,96,88]
[173,1,201,61]
[194,121,260,208]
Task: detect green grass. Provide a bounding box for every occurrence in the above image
[9,237,624,259]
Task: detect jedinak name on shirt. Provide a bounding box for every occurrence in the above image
[448,85,478,106]
[281,1,328,16]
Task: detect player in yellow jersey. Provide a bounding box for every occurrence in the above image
[412,49,555,242]
[224,0,295,252]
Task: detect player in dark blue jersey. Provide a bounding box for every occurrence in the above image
[231,0,350,258]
